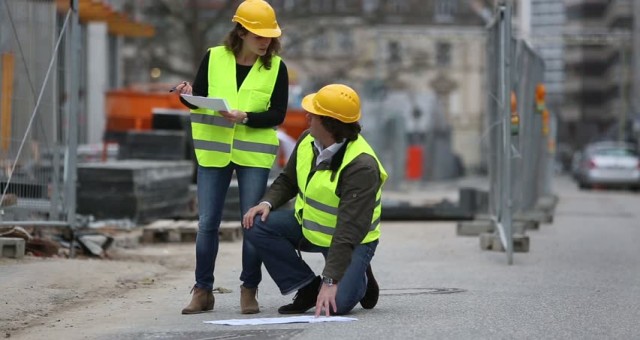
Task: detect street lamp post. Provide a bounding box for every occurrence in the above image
[633,0,640,144]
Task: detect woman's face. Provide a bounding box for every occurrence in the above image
[240,31,272,56]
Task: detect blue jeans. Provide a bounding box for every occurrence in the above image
[245,209,378,315]
[195,163,270,290]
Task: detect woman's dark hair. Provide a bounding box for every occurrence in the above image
[223,23,281,70]
[319,116,361,142]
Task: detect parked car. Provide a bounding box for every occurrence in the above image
[574,141,640,190]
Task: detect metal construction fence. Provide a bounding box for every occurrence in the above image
[0,0,80,234]
[484,1,555,264]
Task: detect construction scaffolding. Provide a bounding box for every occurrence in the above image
[0,0,80,238]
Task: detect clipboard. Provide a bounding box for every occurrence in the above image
[181,94,231,112]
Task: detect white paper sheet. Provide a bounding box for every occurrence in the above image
[203,315,357,326]
[181,94,231,112]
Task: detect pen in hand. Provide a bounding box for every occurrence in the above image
[169,81,187,93]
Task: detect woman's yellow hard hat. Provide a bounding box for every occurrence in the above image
[232,0,281,38]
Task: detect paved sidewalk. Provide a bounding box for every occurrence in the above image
[4,176,640,339]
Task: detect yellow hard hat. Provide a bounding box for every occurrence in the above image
[301,84,361,123]
[232,0,281,38]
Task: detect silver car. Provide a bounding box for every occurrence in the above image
[574,141,640,190]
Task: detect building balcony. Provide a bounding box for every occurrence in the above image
[564,46,612,64]
[564,0,608,7]
[564,76,611,94]
[604,0,632,29]
[561,104,580,122]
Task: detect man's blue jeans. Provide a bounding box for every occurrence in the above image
[195,164,269,290]
[245,209,378,315]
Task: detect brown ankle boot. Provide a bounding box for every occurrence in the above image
[181,286,214,315]
[240,285,260,314]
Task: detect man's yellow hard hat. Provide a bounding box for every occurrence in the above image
[232,0,281,38]
[302,84,361,123]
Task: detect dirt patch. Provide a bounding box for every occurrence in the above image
[0,243,193,337]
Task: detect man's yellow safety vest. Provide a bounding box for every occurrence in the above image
[294,134,388,247]
[190,46,281,168]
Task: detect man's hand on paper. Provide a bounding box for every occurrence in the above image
[219,109,248,124]
[315,283,338,317]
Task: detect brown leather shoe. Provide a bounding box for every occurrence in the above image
[181,286,214,315]
[240,285,260,314]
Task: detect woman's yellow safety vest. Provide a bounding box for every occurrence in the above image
[294,134,388,247]
[190,46,281,168]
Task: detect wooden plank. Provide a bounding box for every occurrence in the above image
[141,220,242,244]
[219,221,242,242]
[1,53,14,152]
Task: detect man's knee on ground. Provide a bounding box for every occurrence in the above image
[334,304,355,315]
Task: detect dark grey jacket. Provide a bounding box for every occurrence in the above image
[262,131,382,281]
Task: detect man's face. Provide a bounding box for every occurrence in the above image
[307,113,329,143]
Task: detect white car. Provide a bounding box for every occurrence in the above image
[574,141,640,190]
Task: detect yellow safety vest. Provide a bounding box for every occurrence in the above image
[294,134,388,247]
[190,46,281,168]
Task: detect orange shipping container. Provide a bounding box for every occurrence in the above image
[106,90,185,132]
[279,108,307,141]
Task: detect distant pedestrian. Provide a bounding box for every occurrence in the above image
[172,0,289,315]
[243,84,387,316]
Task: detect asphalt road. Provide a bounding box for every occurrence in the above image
[5,175,640,339]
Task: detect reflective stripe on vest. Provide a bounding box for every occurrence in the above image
[191,46,281,168]
[294,134,388,247]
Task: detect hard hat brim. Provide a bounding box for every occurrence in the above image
[246,27,282,38]
[301,93,320,116]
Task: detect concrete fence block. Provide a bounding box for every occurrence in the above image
[535,194,559,212]
[457,220,494,236]
[0,238,26,259]
[459,219,528,236]
[479,233,529,253]
[479,233,493,250]
[515,210,553,225]
[515,219,539,231]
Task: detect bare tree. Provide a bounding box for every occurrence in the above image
[123,0,237,80]
[122,0,486,85]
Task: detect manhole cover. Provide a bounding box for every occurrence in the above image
[105,329,305,340]
[381,287,466,296]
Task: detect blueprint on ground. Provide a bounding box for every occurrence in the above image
[204,315,357,326]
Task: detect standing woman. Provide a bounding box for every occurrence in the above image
[173,0,288,315]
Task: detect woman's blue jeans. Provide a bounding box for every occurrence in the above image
[245,209,378,315]
[194,164,270,290]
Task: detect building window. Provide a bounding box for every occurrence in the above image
[436,41,452,67]
[336,0,358,13]
[391,0,410,14]
[285,32,302,56]
[312,33,329,54]
[337,31,353,53]
[388,41,401,63]
[310,0,332,13]
[283,0,295,12]
[435,0,457,23]
[363,0,380,14]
